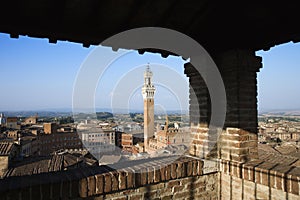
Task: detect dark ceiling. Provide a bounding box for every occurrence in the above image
[1,0,300,55]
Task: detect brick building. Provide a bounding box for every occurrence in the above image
[79,124,116,159]
[6,130,19,140]
[6,117,20,130]
[20,136,38,157]
[148,118,190,152]
[24,116,38,125]
[43,122,57,134]
[37,124,82,156]
[121,132,144,153]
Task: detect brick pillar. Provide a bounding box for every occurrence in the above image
[184,63,214,158]
[217,49,262,162]
[216,49,262,133]
[185,49,262,162]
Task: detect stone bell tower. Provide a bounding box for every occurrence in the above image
[142,64,156,152]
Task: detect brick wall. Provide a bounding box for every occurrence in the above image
[0,156,219,200]
[221,173,300,200]
[1,156,300,199]
[79,172,219,200]
[218,128,258,163]
[220,160,300,200]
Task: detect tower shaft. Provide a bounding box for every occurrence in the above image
[144,98,154,152]
[142,65,155,152]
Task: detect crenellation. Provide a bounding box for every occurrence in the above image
[111,172,119,191]
[103,174,112,193]
[159,165,166,181]
[118,171,127,190]
[31,159,212,199]
[95,174,104,195]
[145,167,153,184]
[79,177,88,198]
[125,168,135,189]
[87,175,96,197]
[165,164,171,181]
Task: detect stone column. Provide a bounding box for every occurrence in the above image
[185,49,262,162]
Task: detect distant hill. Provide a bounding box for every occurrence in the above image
[1,111,72,118]
[0,108,189,117]
[259,109,300,116]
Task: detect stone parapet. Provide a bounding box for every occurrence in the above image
[0,156,219,200]
[220,159,300,199]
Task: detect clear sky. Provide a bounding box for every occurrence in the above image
[0,33,299,112]
[256,42,300,112]
[0,33,188,112]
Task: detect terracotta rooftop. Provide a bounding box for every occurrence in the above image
[0,142,14,156]
[275,143,299,155]
[3,153,97,178]
[258,143,300,168]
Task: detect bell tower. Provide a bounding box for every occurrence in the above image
[142,64,156,152]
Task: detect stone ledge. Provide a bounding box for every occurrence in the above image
[0,156,211,199]
[220,159,300,196]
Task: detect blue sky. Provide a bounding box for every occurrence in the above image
[0,33,188,112]
[0,33,299,112]
[256,42,300,111]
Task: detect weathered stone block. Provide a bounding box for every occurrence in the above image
[149,182,165,190]
[79,178,88,198]
[126,169,134,188]
[111,172,119,191]
[153,167,161,183]
[173,185,185,193]
[167,180,180,188]
[118,171,127,190]
[170,162,177,179]
[95,174,104,195]
[176,162,183,178]
[290,175,299,195]
[104,174,112,193]
[129,194,143,200]
[87,175,96,196]
[140,168,148,186]
[159,166,166,181]
[173,191,190,199]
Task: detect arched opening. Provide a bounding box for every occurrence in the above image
[256,42,300,160]
[0,33,192,176]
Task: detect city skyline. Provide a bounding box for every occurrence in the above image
[0,33,300,112]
